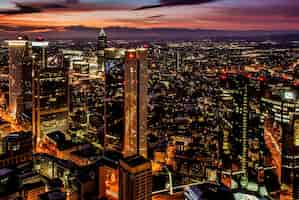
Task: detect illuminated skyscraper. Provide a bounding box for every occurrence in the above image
[97,28,107,73]
[284,114,299,200]
[136,48,148,158]
[123,48,148,158]
[32,39,68,150]
[104,47,148,157]
[280,91,299,200]
[7,36,32,121]
[104,48,125,152]
[219,74,250,185]
[241,84,248,181]
[119,155,152,200]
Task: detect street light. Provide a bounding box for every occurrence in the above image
[162,166,173,195]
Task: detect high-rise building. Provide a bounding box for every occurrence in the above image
[281,108,299,199]
[119,155,152,200]
[219,73,255,186]
[7,36,32,121]
[241,84,248,182]
[104,47,148,156]
[104,48,125,152]
[261,88,299,199]
[65,50,105,144]
[123,48,148,158]
[176,51,181,73]
[97,28,107,74]
[32,39,68,150]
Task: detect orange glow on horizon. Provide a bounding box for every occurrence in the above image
[0,7,299,33]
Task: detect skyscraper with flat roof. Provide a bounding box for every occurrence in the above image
[119,155,152,200]
[104,47,148,157]
[123,48,148,158]
[7,37,32,121]
[32,39,68,150]
[104,48,125,152]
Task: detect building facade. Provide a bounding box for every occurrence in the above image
[32,40,68,150]
[119,155,152,200]
[123,48,148,157]
[7,37,32,121]
[97,28,107,74]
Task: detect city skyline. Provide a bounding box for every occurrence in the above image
[0,2,299,199]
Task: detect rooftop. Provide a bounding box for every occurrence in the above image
[121,155,149,167]
[100,150,123,169]
[0,168,13,177]
[39,190,66,200]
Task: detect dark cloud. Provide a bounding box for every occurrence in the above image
[0,3,42,15]
[0,24,58,32]
[147,15,165,19]
[0,0,131,15]
[134,0,220,10]
[230,5,299,18]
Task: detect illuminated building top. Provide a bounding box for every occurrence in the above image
[32,41,49,47]
[6,40,28,46]
[99,27,106,37]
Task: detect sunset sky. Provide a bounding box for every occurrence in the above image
[0,0,298,35]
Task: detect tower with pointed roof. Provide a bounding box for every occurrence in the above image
[97,27,107,73]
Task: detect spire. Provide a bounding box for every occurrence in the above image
[99,27,106,37]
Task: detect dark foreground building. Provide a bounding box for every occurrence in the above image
[119,155,152,200]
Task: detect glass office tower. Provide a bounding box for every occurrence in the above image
[32,40,68,150]
[7,37,32,121]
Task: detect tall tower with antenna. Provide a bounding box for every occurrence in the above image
[97,27,107,73]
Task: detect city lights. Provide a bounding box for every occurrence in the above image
[0,5,298,199]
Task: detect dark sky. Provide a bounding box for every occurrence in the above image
[0,0,298,36]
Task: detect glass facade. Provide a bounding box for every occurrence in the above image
[7,39,32,120]
[104,49,125,152]
[32,43,68,148]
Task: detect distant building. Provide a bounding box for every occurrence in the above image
[119,155,152,200]
[97,28,107,73]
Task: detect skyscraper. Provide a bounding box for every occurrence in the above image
[97,28,107,74]
[104,48,125,152]
[241,84,248,183]
[104,47,148,157]
[32,39,68,150]
[119,155,152,200]
[176,51,181,73]
[123,48,148,158]
[7,36,32,121]
[281,109,299,199]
